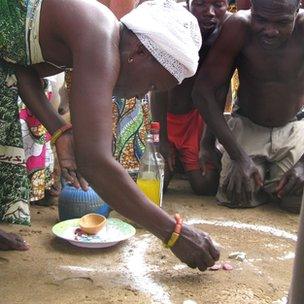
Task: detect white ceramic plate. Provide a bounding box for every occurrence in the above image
[52,218,136,248]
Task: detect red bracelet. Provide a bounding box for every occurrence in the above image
[174,213,183,234]
[51,123,72,145]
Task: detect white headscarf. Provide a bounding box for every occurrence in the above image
[121,0,202,83]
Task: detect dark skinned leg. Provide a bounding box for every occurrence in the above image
[0,229,29,251]
[187,169,220,196]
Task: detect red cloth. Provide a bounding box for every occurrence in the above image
[167,109,204,172]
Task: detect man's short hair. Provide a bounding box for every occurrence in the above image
[252,0,300,10]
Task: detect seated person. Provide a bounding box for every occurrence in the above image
[194,0,304,213]
[151,0,231,195]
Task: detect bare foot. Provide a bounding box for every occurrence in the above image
[0,229,29,251]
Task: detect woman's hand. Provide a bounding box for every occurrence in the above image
[55,131,89,191]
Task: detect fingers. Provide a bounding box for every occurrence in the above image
[226,176,236,202]
[186,261,197,269]
[222,177,230,199]
[223,174,256,207]
[61,168,76,186]
[61,168,81,189]
[197,262,208,272]
[234,178,242,205]
[205,235,220,261]
[78,175,89,191]
[185,252,214,271]
[276,175,288,195]
[253,171,263,188]
[244,179,252,205]
[277,176,297,198]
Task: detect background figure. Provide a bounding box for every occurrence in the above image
[19,78,56,204]
[151,0,231,195]
[0,64,55,225]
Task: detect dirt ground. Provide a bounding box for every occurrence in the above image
[0,179,299,304]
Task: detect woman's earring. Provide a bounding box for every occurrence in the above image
[128,57,134,63]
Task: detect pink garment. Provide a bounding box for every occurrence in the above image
[19,107,49,173]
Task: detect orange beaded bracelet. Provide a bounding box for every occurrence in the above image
[51,123,72,145]
[164,214,183,249]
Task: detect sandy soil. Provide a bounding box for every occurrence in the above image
[0,179,299,304]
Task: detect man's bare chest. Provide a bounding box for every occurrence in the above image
[239,42,304,83]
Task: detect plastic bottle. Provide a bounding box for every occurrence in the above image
[136,122,165,207]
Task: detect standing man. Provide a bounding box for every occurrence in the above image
[193,0,304,213]
[152,0,231,195]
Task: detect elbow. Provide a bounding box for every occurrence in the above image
[76,150,113,182]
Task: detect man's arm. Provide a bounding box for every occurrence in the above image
[192,13,262,203]
[151,91,175,171]
[199,125,222,172]
[192,14,247,161]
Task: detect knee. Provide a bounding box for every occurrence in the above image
[189,171,219,196]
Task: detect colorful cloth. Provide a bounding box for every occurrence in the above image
[0,62,30,225]
[112,95,150,180]
[0,0,55,225]
[167,108,204,172]
[19,92,54,202]
[0,0,27,65]
[0,63,55,225]
[65,71,150,180]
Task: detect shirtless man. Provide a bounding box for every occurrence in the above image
[235,0,250,10]
[193,0,304,213]
[151,0,231,195]
[0,0,220,271]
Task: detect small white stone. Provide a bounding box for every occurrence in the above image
[183,300,197,304]
[272,296,288,304]
[228,251,247,261]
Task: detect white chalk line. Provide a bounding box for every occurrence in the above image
[122,219,298,304]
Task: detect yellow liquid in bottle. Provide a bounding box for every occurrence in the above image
[136,178,161,206]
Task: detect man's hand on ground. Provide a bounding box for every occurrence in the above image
[55,131,89,191]
[222,157,263,206]
[276,162,304,198]
[171,224,220,271]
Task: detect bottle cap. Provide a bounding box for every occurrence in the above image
[151,121,160,130]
